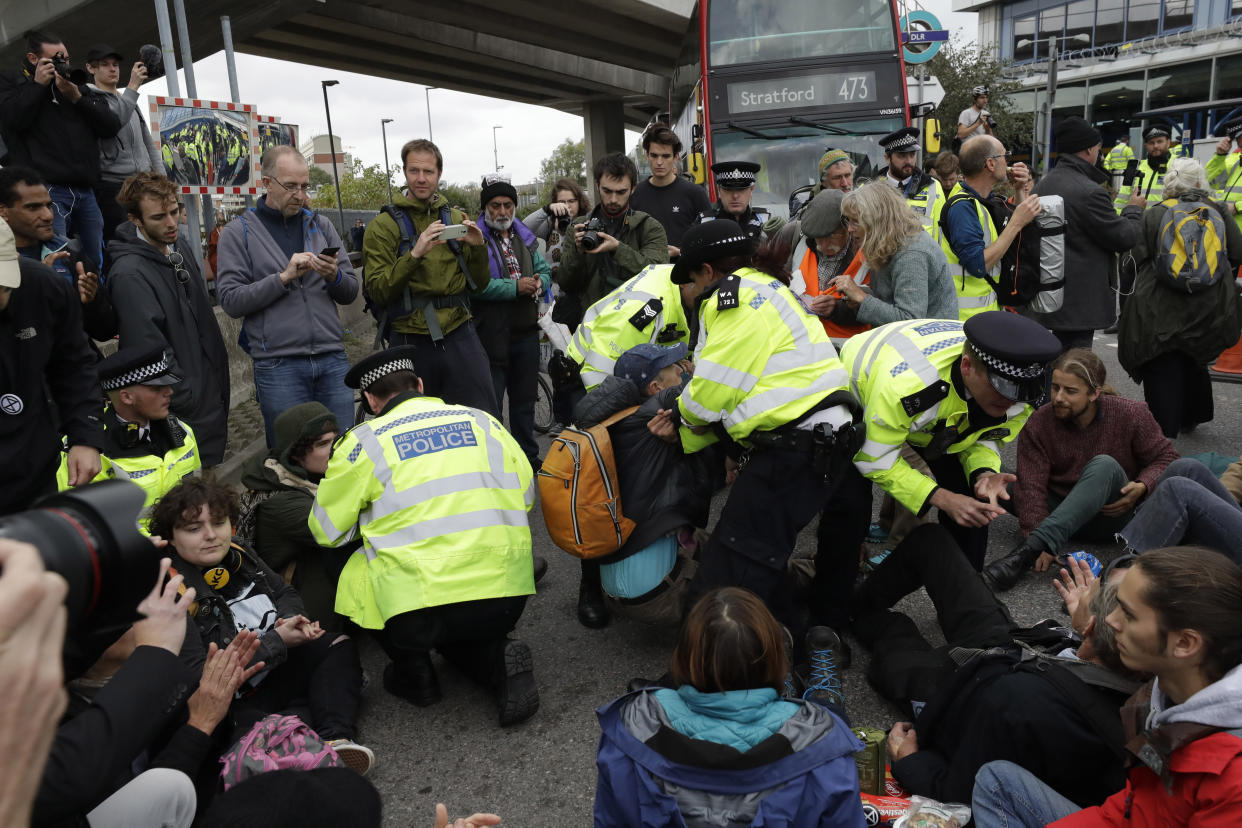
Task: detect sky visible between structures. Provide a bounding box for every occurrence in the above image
[137,0,974,190]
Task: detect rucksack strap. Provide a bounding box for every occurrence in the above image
[597,406,641,429]
[440,205,479,292]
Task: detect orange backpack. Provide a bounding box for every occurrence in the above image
[537,407,638,559]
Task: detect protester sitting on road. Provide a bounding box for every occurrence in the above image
[831,181,957,326]
[983,348,1178,591]
[972,546,1242,827]
[1118,156,1242,438]
[570,343,716,627]
[854,523,1142,808]
[150,478,374,775]
[1114,457,1242,564]
[238,402,352,632]
[594,587,867,827]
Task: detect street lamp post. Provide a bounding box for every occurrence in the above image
[321,80,346,237]
[425,87,436,142]
[493,124,503,171]
[381,117,394,202]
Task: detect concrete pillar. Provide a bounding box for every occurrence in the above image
[583,99,626,182]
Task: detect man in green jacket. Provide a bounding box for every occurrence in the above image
[555,153,668,329]
[362,138,497,414]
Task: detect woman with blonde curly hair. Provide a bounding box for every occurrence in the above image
[832,181,957,325]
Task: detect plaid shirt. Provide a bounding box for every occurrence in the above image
[498,232,522,280]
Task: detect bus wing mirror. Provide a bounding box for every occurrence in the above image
[924,117,942,155]
[688,151,707,185]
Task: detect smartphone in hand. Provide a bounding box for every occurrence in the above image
[320,246,340,257]
[439,224,469,241]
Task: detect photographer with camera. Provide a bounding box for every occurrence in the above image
[957,86,996,145]
[0,30,122,276]
[523,178,590,278]
[556,153,668,329]
[0,167,118,344]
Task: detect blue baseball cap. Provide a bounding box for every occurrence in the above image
[614,342,687,391]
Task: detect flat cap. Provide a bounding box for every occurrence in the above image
[800,189,845,239]
[963,311,1061,403]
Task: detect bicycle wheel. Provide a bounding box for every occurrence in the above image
[533,373,554,434]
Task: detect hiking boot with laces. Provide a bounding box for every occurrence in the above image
[801,626,846,709]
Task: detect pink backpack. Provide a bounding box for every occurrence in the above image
[219,714,342,791]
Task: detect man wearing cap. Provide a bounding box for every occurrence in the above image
[878,126,944,236]
[84,44,159,242]
[1114,125,1173,212]
[699,160,785,242]
[791,149,855,218]
[787,189,868,341]
[957,87,994,143]
[568,341,714,628]
[55,346,199,529]
[309,346,540,726]
[939,136,1041,320]
[1028,117,1145,351]
[813,313,1061,646]
[565,263,696,392]
[1104,135,1134,182]
[1207,121,1242,230]
[0,217,103,515]
[472,173,551,466]
[648,220,862,640]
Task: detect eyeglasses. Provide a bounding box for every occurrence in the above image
[987,153,1013,163]
[1100,551,1140,584]
[269,179,312,194]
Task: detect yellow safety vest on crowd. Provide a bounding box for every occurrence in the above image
[677,266,851,453]
[1104,142,1134,173]
[840,319,1032,514]
[56,417,199,531]
[566,264,692,391]
[900,175,946,238]
[1114,159,1166,213]
[309,393,535,630]
[1207,151,1242,232]
[937,183,1001,321]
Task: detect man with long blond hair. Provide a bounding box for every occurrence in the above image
[983,348,1178,591]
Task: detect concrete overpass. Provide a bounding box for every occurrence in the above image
[1,0,695,160]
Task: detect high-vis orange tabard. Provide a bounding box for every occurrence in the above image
[801,247,871,340]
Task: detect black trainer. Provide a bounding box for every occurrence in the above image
[497,640,540,727]
[801,626,846,709]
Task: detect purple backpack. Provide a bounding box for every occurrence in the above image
[219,713,342,790]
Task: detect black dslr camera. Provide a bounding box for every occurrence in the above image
[580,217,606,251]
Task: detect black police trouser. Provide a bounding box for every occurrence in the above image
[389,323,499,417]
[380,595,527,689]
[851,524,1015,712]
[813,449,990,630]
[683,446,833,636]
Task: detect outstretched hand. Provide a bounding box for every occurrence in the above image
[433,803,501,828]
[1053,556,1098,636]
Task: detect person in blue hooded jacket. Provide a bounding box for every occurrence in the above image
[594,588,866,828]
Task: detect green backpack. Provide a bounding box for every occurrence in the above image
[1156,196,1228,293]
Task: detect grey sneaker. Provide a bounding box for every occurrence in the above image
[326,739,375,775]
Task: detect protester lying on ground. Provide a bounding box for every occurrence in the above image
[852,523,1142,807]
[972,545,1242,826]
[1116,456,1242,563]
[150,478,374,776]
[594,587,867,828]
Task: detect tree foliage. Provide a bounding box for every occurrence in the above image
[537,138,587,203]
[310,159,392,210]
[438,181,481,216]
[307,165,332,188]
[925,41,1034,152]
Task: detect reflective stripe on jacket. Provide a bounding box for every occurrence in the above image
[676,267,851,452]
[309,394,535,629]
[938,182,1001,321]
[566,264,691,391]
[840,319,1030,513]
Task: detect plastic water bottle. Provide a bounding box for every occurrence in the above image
[1065,550,1102,578]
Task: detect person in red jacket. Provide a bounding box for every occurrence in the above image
[971,545,1242,827]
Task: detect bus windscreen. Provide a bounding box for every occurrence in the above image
[709,0,897,65]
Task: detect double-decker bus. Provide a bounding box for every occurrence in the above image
[668,0,912,219]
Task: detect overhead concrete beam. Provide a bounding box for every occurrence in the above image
[583,98,627,178]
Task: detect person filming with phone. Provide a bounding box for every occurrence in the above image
[215,146,359,447]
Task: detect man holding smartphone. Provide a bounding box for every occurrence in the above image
[216,145,359,446]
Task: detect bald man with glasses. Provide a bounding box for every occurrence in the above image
[216,145,359,447]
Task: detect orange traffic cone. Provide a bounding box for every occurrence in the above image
[1212,334,1242,377]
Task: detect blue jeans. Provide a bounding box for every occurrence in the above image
[252,352,354,447]
[48,185,104,275]
[1118,457,1242,563]
[972,760,1081,827]
[490,332,540,461]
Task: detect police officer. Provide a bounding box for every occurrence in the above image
[699,160,785,242]
[1103,135,1134,177]
[56,346,199,529]
[649,220,862,643]
[309,347,539,726]
[1114,125,1173,212]
[815,313,1060,644]
[1208,120,1242,230]
[878,126,944,236]
[566,263,696,391]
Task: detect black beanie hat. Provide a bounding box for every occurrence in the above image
[1055,117,1103,154]
[480,174,518,207]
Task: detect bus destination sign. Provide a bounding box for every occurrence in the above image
[726,71,878,114]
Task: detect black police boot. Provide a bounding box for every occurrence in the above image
[982,537,1048,592]
[577,559,610,629]
[532,555,548,585]
[496,640,540,727]
[800,626,846,709]
[383,653,441,707]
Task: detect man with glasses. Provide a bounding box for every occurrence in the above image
[939,136,1041,320]
[108,172,230,467]
[216,146,359,447]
